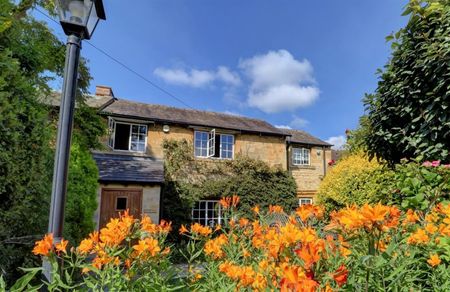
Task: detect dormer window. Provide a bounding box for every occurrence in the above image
[194,130,234,159]
[108,118,147,152]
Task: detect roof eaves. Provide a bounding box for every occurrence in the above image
[288,140,332,147]
[100,111,289,137]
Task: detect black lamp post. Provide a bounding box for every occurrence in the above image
[44,0,105,279]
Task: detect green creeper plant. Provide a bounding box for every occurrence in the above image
[161,139,298,239]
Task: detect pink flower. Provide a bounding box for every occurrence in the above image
[432,160,441,167]
[443,164,450,169]
[422,161,433,167]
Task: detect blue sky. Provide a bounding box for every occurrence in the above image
[37,1,408,148]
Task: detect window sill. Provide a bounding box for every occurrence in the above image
[291,165,315,170]
[110,149,148,156]
[194,156,234,161]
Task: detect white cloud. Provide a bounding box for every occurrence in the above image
[154,66,240,88]
[223,110,242,116]
[217,66,241,86]
[326,135,347,150]
[239,50,319,113]
[275,125,292,129]
[289,116,309,128]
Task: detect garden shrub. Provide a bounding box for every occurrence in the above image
[316,153,394,212]
[161,139,298,237]
[64,142,99,244]
[389,160,450,212]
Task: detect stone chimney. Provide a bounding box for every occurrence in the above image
[95,85,114,97]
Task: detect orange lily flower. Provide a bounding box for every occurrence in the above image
[55,239,68,254]
[32,233,53,256]
[427,254,441,267]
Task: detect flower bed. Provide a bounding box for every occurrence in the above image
[6,196,450,291]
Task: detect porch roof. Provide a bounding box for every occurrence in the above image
[92,151,164,184]
[282,129,332,147]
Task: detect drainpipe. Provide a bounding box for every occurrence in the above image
[286,136,291,173]
[322,146,327,176]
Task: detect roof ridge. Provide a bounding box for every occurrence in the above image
[109,97,276,126]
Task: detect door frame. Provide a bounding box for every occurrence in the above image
[99,187,143,229]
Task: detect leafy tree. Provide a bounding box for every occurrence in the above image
[0,0,57,281]
[364,0,450,164]
[0,0,103,283]
[345,116,370,154]
[0,44,53,284]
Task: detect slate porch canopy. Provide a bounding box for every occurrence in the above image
[92,151,164,184]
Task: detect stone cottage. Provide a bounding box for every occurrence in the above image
[73,86,333,227]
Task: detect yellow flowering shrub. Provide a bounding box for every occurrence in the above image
[317,153,394,212]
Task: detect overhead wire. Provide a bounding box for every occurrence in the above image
[34,7,194,109]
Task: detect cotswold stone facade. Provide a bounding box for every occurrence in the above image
[86,86,332,226]
[145,124,287,169]
[283,129,333,203]
[288,145,332,195]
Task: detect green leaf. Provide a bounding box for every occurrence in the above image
[10,268,41,292]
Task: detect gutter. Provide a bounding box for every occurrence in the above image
[100,112,290,138]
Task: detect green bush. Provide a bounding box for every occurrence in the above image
[316,153,395,212]
[161,139,297,238]
[389,160,450,212]
[64,142,99,244]
[0,43,53,284]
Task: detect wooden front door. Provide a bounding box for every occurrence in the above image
[100,188,143,229]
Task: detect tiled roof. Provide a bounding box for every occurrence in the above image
[92,151,164,184]
[282,129,332,147]
[101,98,287,136]
[39,92,115,109]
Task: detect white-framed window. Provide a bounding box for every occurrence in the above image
[194,131,209,157]
[194,130,234,159]
[192,200,222,227]
[108,118,147,152]
[299,197,313,206]
[292,147,310,165]
[220,134,234,159]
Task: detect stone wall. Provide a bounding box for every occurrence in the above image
[147,124,192,159]
[145,123,287,169]
[288,145,332,200]
[234,133,287,169]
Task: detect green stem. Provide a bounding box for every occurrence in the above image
[366,269,370,292]
[366,235,375,292]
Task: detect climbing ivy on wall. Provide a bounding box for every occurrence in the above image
[161,139,298,236]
